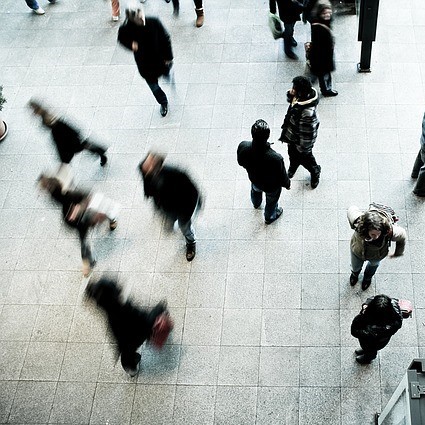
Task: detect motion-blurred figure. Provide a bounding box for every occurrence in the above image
[138,152,201,261]
[29,99,108,167]
[411,112,425,197]
[38,175,120,276]
[118,6,173,117]
[24,0,56,15]
[86,277,173,376]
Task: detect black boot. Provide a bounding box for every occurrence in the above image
[355,348,364,355]
[310,165,321,189]
[349,271,360,286]
[356,354,373,365]
[361,275,373,290]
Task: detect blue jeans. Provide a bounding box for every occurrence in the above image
[178,219,195,245]
[251,184,281,222]
[350,251,380,278]
[25,0,54,9]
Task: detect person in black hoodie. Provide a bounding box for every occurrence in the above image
[86,277,170,377]
[237,119,291,225]
[279,76,321,188]
[138,152,201,261]
[351,294,403,364]
[269,0,304,59]
[29,99,108,166]
[118,6,173,117]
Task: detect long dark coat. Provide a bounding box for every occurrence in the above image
[118,17,173,81]
[310,21,335,76]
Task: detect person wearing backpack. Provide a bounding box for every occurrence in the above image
[347,206,407,290]
[351,294,403,364]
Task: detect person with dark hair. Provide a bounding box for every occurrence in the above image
[38,175,120,276]
[411,112,425,197]
[351,294,403,364]
[237,119,291,224]
[138,152,201,261]
[347,206,407,290]
[269,0,304,59]
[309,1,338,96]
[118,6,173,117]
[86,277,172,376]
[279,76,321,188]
[28,99,108,167]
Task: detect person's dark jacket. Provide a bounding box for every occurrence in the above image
[237,140,291,192]
[280,88,320,153]
[143,165,200,222]
[302,0,320,23]
[50,119,86,164]
[269,0,304,23]
[118,17,173,81]
[351,300,403,351]
[309,20,335,76]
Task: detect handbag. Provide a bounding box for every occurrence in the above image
[268,12,284,40]
[304,42,311,67]
[394,298,413,319]
[149,312,174,349]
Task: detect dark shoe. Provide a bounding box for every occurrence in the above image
[160,103,168,117]
[413,190,425,197]
[186,243,196,262]
[195,8,204,27]
[349,272,359,286]
[285,50,298,60]
[361,276,372,291]
[356,354,372,365]
[290,37,297,47]
[355,349,364,355]
[173,4,179,16]
[100,154,107,166]
[411,171,419,179]
[310,165,321,189]
[253,202,261,209]
[265,207,283,225]
[109,219,117,231]
[322,90,338,97]
[287,169,295,179]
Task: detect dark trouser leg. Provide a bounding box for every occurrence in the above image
[413,147,425,195]
[178,218,196,245]
[172,0,179,14]
[145,79,168,105]
[251,184,263,208]
[318,73,332,93]
[298,151,318,173]
[120,350,141,375]
[364,261,380,279]
[80,235,95,266]
[287,144,302,176]
[264,187,282,223]
[283,22,296,55]
[411,150,424,178]
[82,139,107,157]
[193,0,203,8]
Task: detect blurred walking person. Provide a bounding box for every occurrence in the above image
[138,152,201,261]
[38,175,120,276]
[24,0,56,15]
[29,99,108,167]
[279,76,321,188]
[309,0,338,96]
[237,119,291,224]
[269,0,303,59]
[86,277,173,376]
[351,294,403,364]
[411,112,425,197]
[118,6,173,117]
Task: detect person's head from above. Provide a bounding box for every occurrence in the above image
[357,211,391,242]
[363,294,397,324]
[251,119,270,145]
[139,152,165,177]
[290,76,313,101]
[28,99,56,127]
[126,5,145,26]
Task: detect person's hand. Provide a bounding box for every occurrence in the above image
[132,41,138,52]
[164,60,172,66]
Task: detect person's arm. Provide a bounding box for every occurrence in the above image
[157,20,173,62]
[298,111,317,153]
[391,225,407,256]
[351,314,377,339]
[347,206,362,230]
[117,24,135,51]
[269,0,277,14]
[280,158,291,189]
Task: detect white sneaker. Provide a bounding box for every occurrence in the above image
[33,7,45,14]
[112,15,119,21]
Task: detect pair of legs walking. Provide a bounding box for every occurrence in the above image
[350,251,380,290]
[251,184,282,224]
[287,144,321,188]
[310,72,337,96]
[25,0,55,11]
[283,22,297,58]
[412,146,425,196]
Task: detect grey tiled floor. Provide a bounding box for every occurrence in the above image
[1,0,425,424]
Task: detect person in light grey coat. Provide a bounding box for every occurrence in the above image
[411,112,425,197]
[347,206,406,290]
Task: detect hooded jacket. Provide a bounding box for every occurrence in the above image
[347,206,407,261]
[237,139,290,192]
[280,88,320,153]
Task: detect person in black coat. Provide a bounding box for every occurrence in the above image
[86,277,170,377]
[351,294,403,364]
[138,152,201,261]
[237,119,291,225]
[309,1,338,96]
[29,99,108,166]
[118,6,173,117]
[38,175,118,276]
[269,0,304,59]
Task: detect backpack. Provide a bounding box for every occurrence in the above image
[368,202,399,225]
